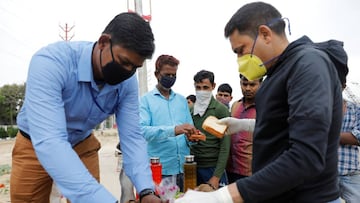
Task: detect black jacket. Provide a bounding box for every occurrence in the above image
[237,36,342,202]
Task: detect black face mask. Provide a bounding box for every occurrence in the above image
[159,74,176,89]
[100,41,137,85]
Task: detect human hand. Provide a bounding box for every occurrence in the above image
[175,187,233,203]
[207,176,220,190]
[140,194,165,203]
[175,123,197,136]
[217,117,255,135]
[187,130,206,142]
[196,184,215,192]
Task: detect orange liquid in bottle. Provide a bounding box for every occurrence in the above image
[183,155,197,191]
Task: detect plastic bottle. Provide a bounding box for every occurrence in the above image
[150,157,162,185]
[183,155,197,191]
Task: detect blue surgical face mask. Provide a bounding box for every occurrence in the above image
[159,74,176,89]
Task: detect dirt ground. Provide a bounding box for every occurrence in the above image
[0,130,121,203]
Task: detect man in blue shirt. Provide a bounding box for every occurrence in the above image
[140,54,197,192]
[11,13,161,203]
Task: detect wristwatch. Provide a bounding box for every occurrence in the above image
[139,188,155,201]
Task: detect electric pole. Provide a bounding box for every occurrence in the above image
[59,23,75,41]
[134,0,148,97]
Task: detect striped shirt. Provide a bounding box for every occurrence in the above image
[338,100,360,175]
[227,99,256,176]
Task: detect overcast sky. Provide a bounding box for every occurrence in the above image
[1,0,359,101]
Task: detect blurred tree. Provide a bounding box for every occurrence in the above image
[0,83,25,125]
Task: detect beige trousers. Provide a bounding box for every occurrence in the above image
[10,132,101,203]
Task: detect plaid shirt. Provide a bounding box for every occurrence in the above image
[338,100,360,175]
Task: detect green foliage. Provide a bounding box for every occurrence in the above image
[0,164,11,195]
[0,83,25,125]
[0,128,6,139]
[6,126,18,138]
[0,126,18,138]
[0,164,11,176]
[0,180,10,195]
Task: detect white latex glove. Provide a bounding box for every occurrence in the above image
[175,187,233,203]
[217,117,255,135]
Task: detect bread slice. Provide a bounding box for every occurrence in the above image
[202,116,228,138]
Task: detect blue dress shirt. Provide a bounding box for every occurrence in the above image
[16,41,153,202]
[140,87,193,175]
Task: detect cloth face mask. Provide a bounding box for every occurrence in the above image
[159,74,176,89]
[194,90,213,117]
[100,41,136,85]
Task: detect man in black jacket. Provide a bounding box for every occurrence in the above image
[176,2,343,203]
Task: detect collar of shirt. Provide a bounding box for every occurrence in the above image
[79,42,132,95]
[152,87,176,100]
[78,42,95,83]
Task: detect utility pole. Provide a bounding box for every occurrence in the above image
[134,0,148,97]
[59,23,75,41]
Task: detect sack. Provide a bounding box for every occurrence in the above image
[314,40,349,84]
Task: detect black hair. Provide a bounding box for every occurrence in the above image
[224,2,285,39]
[186,94,196,103]
[217,83,232,94]
[103,12,155,59]
[193,70,215,84]
[239,74,263,82]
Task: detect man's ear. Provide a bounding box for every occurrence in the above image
[97,34,111,48]
[212,82,216,90]
[258,25,272,43]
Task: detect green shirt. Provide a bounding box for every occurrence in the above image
[190,96,230,178]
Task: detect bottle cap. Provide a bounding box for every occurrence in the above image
[150,157,160,164]
[185,155,194,162]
